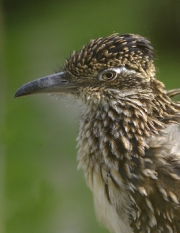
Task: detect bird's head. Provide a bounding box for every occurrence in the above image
[15,34,159,106]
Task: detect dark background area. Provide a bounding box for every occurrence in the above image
[1,0,180,233]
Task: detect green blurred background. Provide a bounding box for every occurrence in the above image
[1,0,180,233]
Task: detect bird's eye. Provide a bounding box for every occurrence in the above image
[100,70,117,81]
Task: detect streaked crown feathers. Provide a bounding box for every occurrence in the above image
[63,34,155,78]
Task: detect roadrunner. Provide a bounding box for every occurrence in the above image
[15,34,180,233]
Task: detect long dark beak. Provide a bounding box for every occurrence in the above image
[15,71,75,98]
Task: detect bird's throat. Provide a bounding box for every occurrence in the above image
[77,100,163,174]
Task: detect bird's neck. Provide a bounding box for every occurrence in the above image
[77,84,180,177]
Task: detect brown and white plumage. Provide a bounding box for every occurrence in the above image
[15,34,180,233]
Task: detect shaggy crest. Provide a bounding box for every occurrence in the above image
[64,34,155,78]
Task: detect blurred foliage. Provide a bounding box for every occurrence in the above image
[2,0,180,233]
